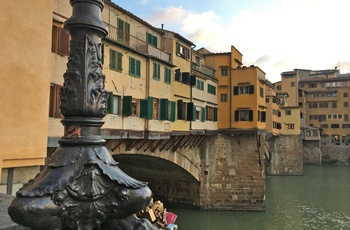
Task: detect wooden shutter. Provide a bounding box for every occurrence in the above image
[109,49,116,70]
[58,27,69,56]
[201,107,206,122]
[160,98,169,120]
[205,106,209,121]
[139,99,148,118]
[249,85,254,94]
[261,111,266,122]
[147,97,153,119]
[116,52,122,71]
[213,107,218,121]
[177,100,183,120]
[107,92,114,114]
[233,86,239,95]
[170,101,176,122]
[136,60,141,76]
[122,96,132,116]
[249,110,253,121]
[187,102,194,121]
[190,75,196,86]
[234,110,239,121]
[182,72,190,84]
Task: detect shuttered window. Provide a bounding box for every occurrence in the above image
[129,57,141,77]
[153,62,161,80]
[52,25,69,56]
[170,101,176,122]
[146,32,158,47]
[107,92,121,115]
[117,18,130,44]
[234,110,253,122]
[122,96,132,116]
[164,67,171,84]
[109,49,122,72]
[49,84,63,118]
[160,98,169,120]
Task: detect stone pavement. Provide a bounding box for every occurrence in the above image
[0,193,28,230]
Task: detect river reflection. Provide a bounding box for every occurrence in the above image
[169,165,350,230]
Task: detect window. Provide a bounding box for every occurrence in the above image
[206,106,218,121]
[234,85,254,95]
[331,124,339,129]
[321,83,325,88]
[109,49,122,72]
[131,98,139,116]
[195,106,202,121]
[152,98,159,119]
[309,83,317,88]
[146,32,157,47]
[319,102,328,108]
[234,110,253,122]
[175,69,181,82]
[220,94,227,102]
[343,124,350,128]
[318,115,326,122]
[276,85,282,90]
[300,84,304,88]
[52,25,69,56]
[258,111,266,122]
[344,102,348,108]
[260,87,264,98]
[196,79,204,91]
[309,115,317,120]
[285,110,291,115]
[177,100,187,120]
[49,83,63,118]
[207,84,216,95]
[291,81,295,87]
[129,57,141,77]
[320,124,328,129]
[164,67,171,84]
[176,42,190,60]
[117,18,130,44]
[221,67,228,76]
[309,103,318,108]
[153,62,160,80]
[344,92,349,97]
[285,124,295,130]
[338,114,342,119]
[332,102,337,108]
[345,114,349,121]
[107,92,121,115]
[266,98,270,103]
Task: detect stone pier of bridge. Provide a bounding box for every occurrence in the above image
[103,129,266,211]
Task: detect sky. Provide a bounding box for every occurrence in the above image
[111,0,350,83]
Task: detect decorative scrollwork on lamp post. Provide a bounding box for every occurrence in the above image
[8,1,156,229]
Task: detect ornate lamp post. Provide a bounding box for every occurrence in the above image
[8,1,155,229]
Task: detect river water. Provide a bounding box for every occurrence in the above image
[169,165,350,230]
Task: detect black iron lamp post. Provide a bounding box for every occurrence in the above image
[8,1,155,229]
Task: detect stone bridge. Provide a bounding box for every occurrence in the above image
[104,130,266,211]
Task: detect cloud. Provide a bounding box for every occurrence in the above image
[146,0,350,82]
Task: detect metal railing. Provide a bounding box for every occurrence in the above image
[105,23,170,63]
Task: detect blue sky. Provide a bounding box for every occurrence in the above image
[112,0,350,83]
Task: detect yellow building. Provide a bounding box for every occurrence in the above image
[275,71,300,106]
[299,73,350,143]
[0,0,53,193]
[279,106,301,135]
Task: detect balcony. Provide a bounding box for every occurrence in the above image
[192,63,216,79]
[105,23,170,63]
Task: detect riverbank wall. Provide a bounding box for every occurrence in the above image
[321,144,350,165]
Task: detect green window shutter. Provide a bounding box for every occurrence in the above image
[147,96,153,119]
[153,36,158,47]
[116,52,122,71]
[170,101,176,122]
[262,111,266,122]
[249,110,253,121]
[136,60,141,77]
[235,110,239,121]
[160,98,169,120]
[187,102,194,121]
[177,100,183,120]
[201,107,206,122]
[249,85,254,94]
[214,107,218,121]
[110,49,116,70]
[122,96,132,116]
[129,57,133,74]
[107,92,114,114]
[193,105,197,121]
[140,99,148,118]
[234,86,239,95]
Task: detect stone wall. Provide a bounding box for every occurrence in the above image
[267,135,303,175]
[303,140,321,165]
[199,133,266,211]
[321,144,350,165]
